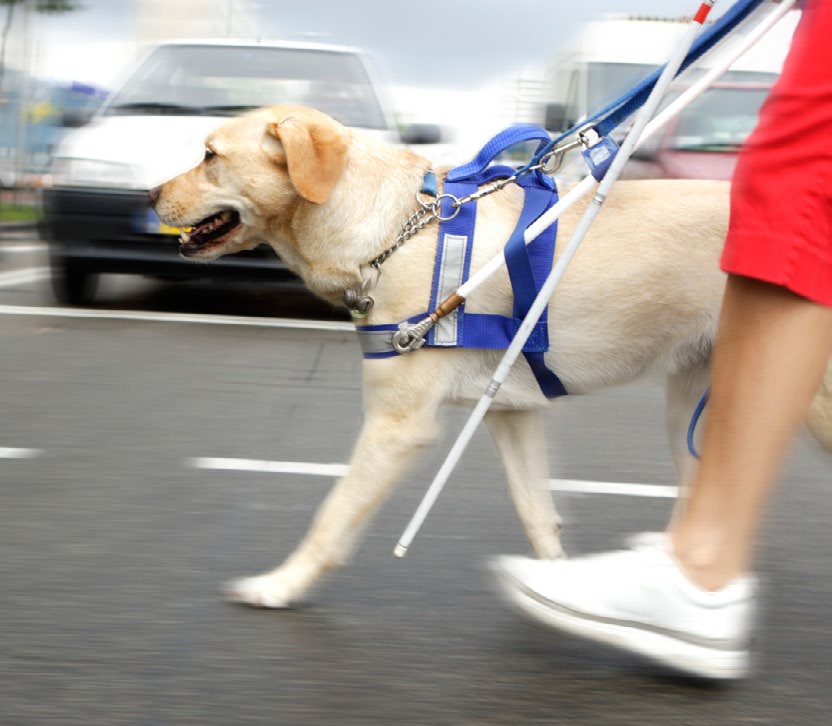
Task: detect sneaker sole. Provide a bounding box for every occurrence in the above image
[492,561,750,680]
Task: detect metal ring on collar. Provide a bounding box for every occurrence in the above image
[416,189,436,207]
[434,193,462,222]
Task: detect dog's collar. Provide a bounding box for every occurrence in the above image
[419,169,439,199]
[369,170,437,270]
[342,170,438,319]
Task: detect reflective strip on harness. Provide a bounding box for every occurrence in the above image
[433,233,467,346]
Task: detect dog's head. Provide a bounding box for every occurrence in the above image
[150,105,349,262]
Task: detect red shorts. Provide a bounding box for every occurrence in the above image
[721,0,832,306]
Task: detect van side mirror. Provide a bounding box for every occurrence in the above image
[399,123,443,145]
[544,103,568,132]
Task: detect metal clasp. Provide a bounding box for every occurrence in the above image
[433,193,462,222]
[391,317,435,354]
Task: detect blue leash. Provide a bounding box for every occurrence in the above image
[687,389,710,458]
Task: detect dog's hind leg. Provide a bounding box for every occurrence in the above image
[806,357,832,453]
[486,408,564,560]
[665,358,711,525]
[227,391,442,609]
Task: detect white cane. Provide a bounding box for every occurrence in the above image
[394,0,719,558]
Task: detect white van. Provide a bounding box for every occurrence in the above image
[40,40,434,305]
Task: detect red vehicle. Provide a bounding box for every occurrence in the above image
[626,82,774,181]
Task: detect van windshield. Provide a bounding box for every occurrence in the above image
[587,62,658,113]
[665,86,771,151]
[104,45,388,130]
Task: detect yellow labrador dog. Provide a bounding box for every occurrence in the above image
[151,104,832,608]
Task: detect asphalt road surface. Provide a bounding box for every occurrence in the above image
[1,229,831,725]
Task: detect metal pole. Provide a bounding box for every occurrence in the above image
[395,0,719,558]
[13,0,33,202]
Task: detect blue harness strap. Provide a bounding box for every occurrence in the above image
[425,176,554,353]
[356,125,568,399]
[504,182,567,398]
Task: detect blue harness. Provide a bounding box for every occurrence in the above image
[356,125,568,398]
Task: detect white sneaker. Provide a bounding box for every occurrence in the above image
[491,537,757,680]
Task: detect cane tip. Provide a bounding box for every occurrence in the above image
[393,543,408,558]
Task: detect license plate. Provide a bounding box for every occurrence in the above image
[139,207,185,235]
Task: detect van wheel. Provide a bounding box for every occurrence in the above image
[50,254,99,306]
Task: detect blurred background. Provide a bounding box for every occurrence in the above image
[0,0,799,305]
[4,4,830,724]
[1,0,799,181]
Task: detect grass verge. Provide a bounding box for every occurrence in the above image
[0,204,38,223]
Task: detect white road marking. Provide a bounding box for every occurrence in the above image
[0,304,354,332]
[188,457,678,498]
[189,457,349,477]
[0,268,49,288]
[549,479,677,498]
[0,447,41,459]
[1,244,47,254]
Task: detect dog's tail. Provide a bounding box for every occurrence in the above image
[806,357,832,453]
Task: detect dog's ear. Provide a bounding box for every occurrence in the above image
[263,115,348,204]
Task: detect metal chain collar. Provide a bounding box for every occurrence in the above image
[368,141,578,272]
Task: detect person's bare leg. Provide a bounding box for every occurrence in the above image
[671,274,832,590]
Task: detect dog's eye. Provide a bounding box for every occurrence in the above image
[204,148,216,162]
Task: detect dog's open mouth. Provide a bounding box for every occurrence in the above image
[179,209,241,256]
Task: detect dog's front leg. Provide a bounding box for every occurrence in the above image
[486,408,565,559]
[228,388,441,608]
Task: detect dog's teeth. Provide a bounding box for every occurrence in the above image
[180,231,190,242]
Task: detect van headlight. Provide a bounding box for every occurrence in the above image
[49,158,138,189]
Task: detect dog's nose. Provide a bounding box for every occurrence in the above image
[148,186,161,205]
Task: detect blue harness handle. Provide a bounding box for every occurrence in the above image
[447,125,554,188]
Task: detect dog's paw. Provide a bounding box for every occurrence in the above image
[224,574,298,609]
[529,527,565,561]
